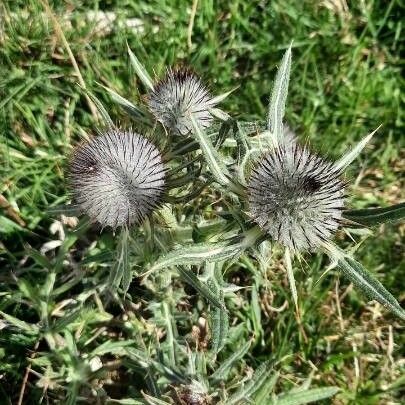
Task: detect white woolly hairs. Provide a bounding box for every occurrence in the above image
[147,68,215,135]
[248,142,345,251]
[69,129,166,229]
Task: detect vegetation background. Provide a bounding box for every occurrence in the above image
[0,0,404,404]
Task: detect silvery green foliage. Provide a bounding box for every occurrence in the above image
[148,68,216,135]
[247,142,344,251]
[69,129,165,228]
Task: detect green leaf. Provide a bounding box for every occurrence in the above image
[100,83,148,122]
[337,256,405,320]
[228,361,275,404]
[80,86,114,127]
[162,302,177,367]
[0,311,39,334]
[267,44,292,145]
[24,246,52,270]
[343,202,405,226]
[91,339,136,356]
[149,241,242,273]
[127,43,154,91]
[108,227,131,293]
[208,283,229,353]
[273,386,340,405]
[190,114,231,186]
[285,247,298,313]
[149,227,262,273]
[178,267,224,309]
[254,371,279,404]
[211,340,251,381]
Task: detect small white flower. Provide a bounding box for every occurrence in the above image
[147,68,216,135]
[248,142,345,251]
[69,129,165,229]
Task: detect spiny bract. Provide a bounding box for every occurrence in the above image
[147,68,215,135]
[69,129,165,229]
[248,142,345,251]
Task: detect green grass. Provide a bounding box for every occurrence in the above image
[0,0,404,404]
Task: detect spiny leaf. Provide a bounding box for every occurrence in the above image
[334,126,380,171]
[207,276,229,353]
[178,267,224,309]
[254,371,279,404]
[337,256,405,320]
[91,339,136,356]
[343,202,405,226]
[108,227,131,293]
[149,240,243,273]
[0,311,39,334]
[210,340,251,381]
[228,361,275,404]
[190,114,231,186]
[273,386,340,405]
[100,83,148,122]
[267,44,292,146]
[127,43,154,91]
[79,86,114,127]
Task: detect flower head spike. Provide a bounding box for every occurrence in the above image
[147,67,216,135]
[247,142,345,251]
[69,129,165,229]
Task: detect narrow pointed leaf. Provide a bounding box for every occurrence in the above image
[178,267,224,309]
[208,87,238,105]
[228,361,275,404]
[108,227,131,292]
[211,340,251,381]
[149,241,244,273]
[343,202,405,226]
[267,44,292,145]
[80,86,114,127]
[337,256,405,320]
[207,279,229,353]
[127,44,154,91]
[100,83,148,121]
[254,371,279,404]
[91,340,136,356]
[190,114,231,186]
[274,386,340,405]
[284,247,298,313]
[0,311,39,334]
[335,126,380,171]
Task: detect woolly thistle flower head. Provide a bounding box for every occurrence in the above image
[247,142,345,251]
[147,68,216,135]
[69,129,165,229]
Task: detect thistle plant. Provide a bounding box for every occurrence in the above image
[69,128,166,229]
[147,67,218,135]
[143,45,405,321]
[247,142,345,251]
[2,6,404,404]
